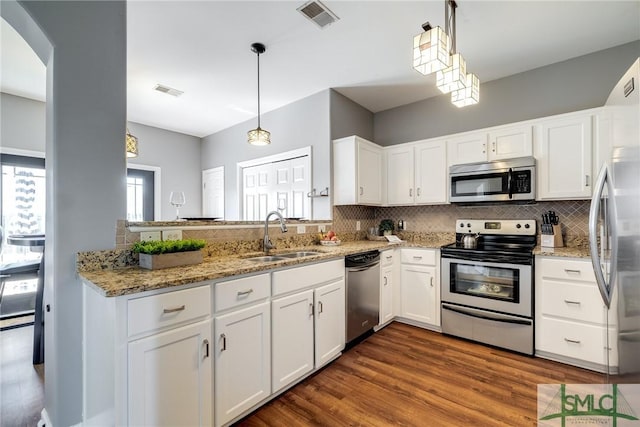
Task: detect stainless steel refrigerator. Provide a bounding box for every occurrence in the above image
[589,58,640,383]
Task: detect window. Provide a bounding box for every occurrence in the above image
[1,154,46,265]
[127,168,154,221]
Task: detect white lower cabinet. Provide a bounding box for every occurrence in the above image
[379,250,395,326]
[215,301,271,426]
[271,259,346,395]
[128,319,212,427]
[535,256,617,371]
[314,280,346,367]
[399,249,440,327]
[271,290,315,393]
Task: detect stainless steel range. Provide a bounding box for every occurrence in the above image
[440,219,536,355]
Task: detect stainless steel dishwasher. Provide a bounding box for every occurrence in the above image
[345,250,380,344]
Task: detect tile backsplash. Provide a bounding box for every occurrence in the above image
[334,200,590,241]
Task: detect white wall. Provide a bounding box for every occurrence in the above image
[2,2,126,426]
[201,90,332,220]
[126,122,202,220]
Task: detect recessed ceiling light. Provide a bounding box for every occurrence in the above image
[153,84,184,97]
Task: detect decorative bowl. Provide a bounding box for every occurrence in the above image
[319,240,341,246]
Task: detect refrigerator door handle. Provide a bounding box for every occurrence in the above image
[589,164,618,309]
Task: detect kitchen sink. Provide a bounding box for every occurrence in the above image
[278,251,322,258]
[245,256,288,262]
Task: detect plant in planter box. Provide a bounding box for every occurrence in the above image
[133,239,206,270]
[378,219,395,236]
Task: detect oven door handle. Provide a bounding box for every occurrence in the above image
[507,168,513,199]
[442,303,532,325]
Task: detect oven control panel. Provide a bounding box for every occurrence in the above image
[456,219,536,236]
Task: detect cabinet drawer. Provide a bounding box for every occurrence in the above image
[380,250,395,267]
[536,316,614,365]
[538,257,596,282]
[540,279,608,324]
[401,248,436,266]
[128,285,211,337]
[215,273,270,312]
[272,259,345,296]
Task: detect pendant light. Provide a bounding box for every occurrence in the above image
[413,0,479,107]
[436,1,466,94]
[247,42,271,146]
[126,128,138,157]
[413,22,450,75]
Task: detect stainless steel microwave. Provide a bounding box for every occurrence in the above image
[449,156,536,203]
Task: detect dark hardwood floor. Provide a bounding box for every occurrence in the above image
[0,325,44,427]
[236,322,603,427]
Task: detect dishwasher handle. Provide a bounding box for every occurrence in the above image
[346,261,380,272]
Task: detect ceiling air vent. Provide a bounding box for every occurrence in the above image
[297,1,339,29]
[153,84,184,97]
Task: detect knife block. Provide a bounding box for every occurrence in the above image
[541,223,564,248]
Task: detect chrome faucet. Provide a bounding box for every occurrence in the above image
[263,210,288,254]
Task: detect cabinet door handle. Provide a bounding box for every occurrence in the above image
[386,255,392,260]
[564,338,581,344]
[237,289,254,296]
[564,269,581,275]
[482,143,486,154]
[430,277,434,287]
[220,333,227,351]
[585,175,590,186]
[309,303,314,317]
[163,305,185,314]
[318,301,324,314]
[564,299,581,305]
[384,276,388,286]
[359,186,364,196]
[409,188,413,197]
[413,256,423,260]
[417,188,421,197]
[491,141,496,152]
[203,339,210,358]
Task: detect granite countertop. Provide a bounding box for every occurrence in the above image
[79,232,590,298]
[533,245,591,258]
[80,239,450,298]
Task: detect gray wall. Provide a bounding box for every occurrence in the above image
[201,90,332,220]
[374,40,640,146]
[2,1,126,426]
[0,93,203,221]
[0,92,46,152]
[329,89,374,141]
[127,122,202,220]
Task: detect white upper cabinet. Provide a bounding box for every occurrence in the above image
[333,136,383,206]
[535,113,593,200]
[488,125,534,160]
[386,139,447,206]
[386,145,414,205]
[415,139,447,204]
[447,125,533,166]
[447,132,488,165]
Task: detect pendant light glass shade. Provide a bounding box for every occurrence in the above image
[248,43,271,145]
[451,73,480,108]
[126,129,138,158]
[413,25,450,75]
[436,53,467,93]
[247,127,271,146]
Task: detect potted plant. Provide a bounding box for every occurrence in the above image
[378,219,395,236]
[132,239,206,270]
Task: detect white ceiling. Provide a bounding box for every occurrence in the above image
[2,1,639,138]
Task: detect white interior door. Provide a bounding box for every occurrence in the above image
[202,166,224,219]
